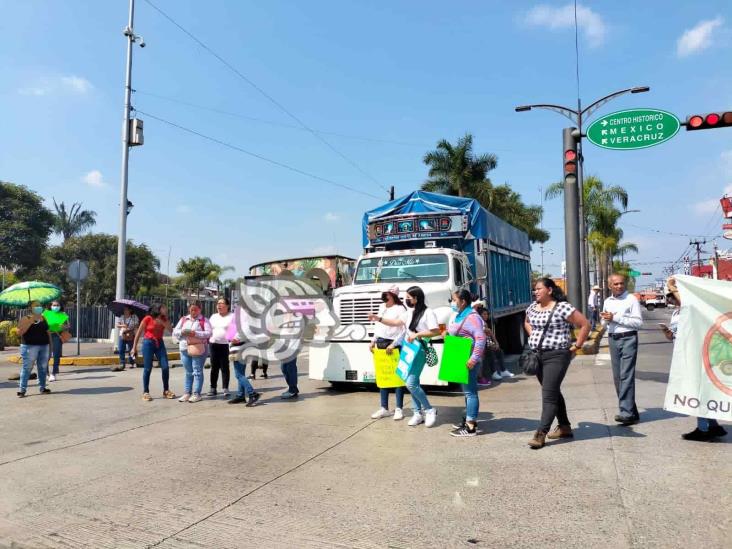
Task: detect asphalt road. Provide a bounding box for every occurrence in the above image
[0,308,729,548]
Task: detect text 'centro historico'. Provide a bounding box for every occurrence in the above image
[586,108,680,150]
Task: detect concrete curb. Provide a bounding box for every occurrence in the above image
[6,352,182,366]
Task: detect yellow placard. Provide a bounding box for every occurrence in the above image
[373,349,405,388]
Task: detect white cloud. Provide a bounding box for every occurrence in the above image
[60,75,92,94]
[18,74,93,96]
[677,17,724,57]
[176,204,192,214]
[82,170,105,187]
[693,184,732,215]
[323,212,340,222]
[524,4,607,47]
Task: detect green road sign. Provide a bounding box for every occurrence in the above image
[586,108,680,150]
[628,270,641,277]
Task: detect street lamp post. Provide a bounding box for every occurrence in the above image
[515,86,650,313]
[115,0,145,305]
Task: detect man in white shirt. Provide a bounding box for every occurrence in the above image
[601,273,643,425]
[588,285,600,330]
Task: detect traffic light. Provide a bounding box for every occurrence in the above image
[562,127,579,181]
[685,111,732,131]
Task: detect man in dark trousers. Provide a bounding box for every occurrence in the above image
[601,273,643,425]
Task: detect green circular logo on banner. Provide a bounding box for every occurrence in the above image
[586,108,680,150]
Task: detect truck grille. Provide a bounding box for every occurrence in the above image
[338,297,380,326]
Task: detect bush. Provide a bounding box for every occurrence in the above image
[0,321,21,346]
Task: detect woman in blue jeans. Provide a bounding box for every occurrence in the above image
[132,303,175,401]
[17,301,52,397]
[367,286,407,419]
[173,302,212,403]
[228,338,261,406]
[447,290,486,438]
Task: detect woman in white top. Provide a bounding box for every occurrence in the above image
[367,285,407,420]
[392,286,442,427]
[208,297,234,398]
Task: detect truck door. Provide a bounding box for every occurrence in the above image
[452,257,464,292]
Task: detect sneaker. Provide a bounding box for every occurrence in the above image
[710,424,728,438]
[478,377,491,386]
[247,374,256,380]
[280,391,298,400]
[178,393,191,403]
[500,370,515,378]
[424,408,438,428]
[246,392,261,407]
[408,412,424,426]
[142,392,153,402]
[207,389,217,397]
[48,374,57,382]
[491,372,503,381]
[450,423,477,437]
[681,428,714,442]
[17,391,26,398]
[615,415,639,426]
[40,388,51,394]
[162,390,176,399]
[228,395,247,404]
[262,373,269,379]
[111,366,125,372]
[393,408,404,421]
[371,407,392,419]
[222,389,230,398]
[452,416,467,430]
[189,394,202,403]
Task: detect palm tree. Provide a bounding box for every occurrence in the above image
[422,133,497,197]
[545,175,636,295]
[52,199,97,242]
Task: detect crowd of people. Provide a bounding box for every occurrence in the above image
[13,273,726,446]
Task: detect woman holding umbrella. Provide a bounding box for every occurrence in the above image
[0,281,61,397]
[17,300,53,397]
[109,299,148,372]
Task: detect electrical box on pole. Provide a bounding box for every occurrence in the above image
[129,118,144,146]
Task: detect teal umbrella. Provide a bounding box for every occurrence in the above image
[0,281,62,307]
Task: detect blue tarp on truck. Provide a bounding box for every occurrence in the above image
[362,191,531,256]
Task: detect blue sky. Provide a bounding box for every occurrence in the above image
[2,1,731,286]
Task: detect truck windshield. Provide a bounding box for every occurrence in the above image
[354,254,449,284]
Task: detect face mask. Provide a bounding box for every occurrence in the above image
[405,299,415,308]
[51,305,60,312]
[32,306,44,315]
[450,303,459,312]
[381,295,388,303]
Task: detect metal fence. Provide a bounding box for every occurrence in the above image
[10,298,219,339]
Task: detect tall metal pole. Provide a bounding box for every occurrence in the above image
[115,0,135,305]
[563,128,582,308]
[76,261,81,356]
[576,102,589,315]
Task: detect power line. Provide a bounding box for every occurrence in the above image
[141,0,390,195]
[134,90,426,148]
[134,109,383,200]
[623,222,719,238]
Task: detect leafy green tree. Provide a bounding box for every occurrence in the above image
[176,257,233,297]
[421,134,548,243]
[51,199,97,242]
[546,176,636,296]
[0,181,55,273]
[31,234,159,304]
[422,133,497,198]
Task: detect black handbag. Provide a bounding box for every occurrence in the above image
[519,304,557,376]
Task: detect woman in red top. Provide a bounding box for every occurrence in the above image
[132,303,175,402]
